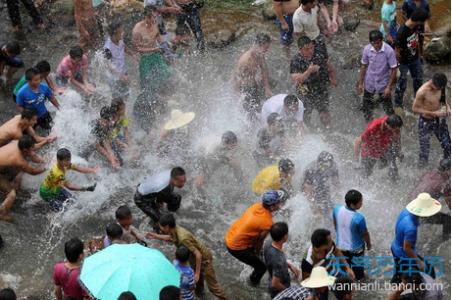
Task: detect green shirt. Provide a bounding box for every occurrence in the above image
[13,75,27,96]
[171,226,212,266]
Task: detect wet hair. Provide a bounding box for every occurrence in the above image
[21,108,37,120]
[345,189,363,207]
[432,73,447,89]
[35,60,51,73]
[111,98,126,112]
[175,245,190,263]
[171,167,186,178]
[159,286,181,300]
[100,106,113,120]
[64,237,84,263]
[255,33,271,46]
[270,222,289,242]
[410,8,429,22]
[118,292,137,300]
[106,223,123,240]
[69,46,84,60]
[438,158,450,172]
[115,205,132,220]
[311,229,331,248]
[0,288,17,300]
[385,114,403,129]
[278,158,295,173]
[144,5,157,17]
[159,213,176,228]
[297,36,313,49]
[222,131,238,145]
[4,42,20,56]
[57,148,71,161]
[300,0,315,5]
[18,135,36,151]
[25,67,40,81]
[267,112,282,126]
[369,30,383,42]
[108,20,123,37]
[283,94,299,108]
[332,277,353,300]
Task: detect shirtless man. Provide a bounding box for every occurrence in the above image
[132,6,171,95]
[0,109,56,149]
[0,136,46,221]
[233,33,272,120]
[273,0,300,56]
[412,73,451,168]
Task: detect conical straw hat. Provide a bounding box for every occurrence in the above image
[163,109,195,130]
[300,266,336,288]
[406,193,442,217]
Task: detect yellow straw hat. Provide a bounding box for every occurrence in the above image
[406,193,442,217]
[163,109,195,130]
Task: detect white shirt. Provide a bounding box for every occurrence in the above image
[104,38,127,75]
[138,169,171,195]
[261,94,305,125]
[292,5,320,40]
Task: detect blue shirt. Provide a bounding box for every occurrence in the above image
[391,208,419,258]
[16,83,53,118]
[333,204,367,252]
[173,260,195,300]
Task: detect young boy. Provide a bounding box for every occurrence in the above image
[16,67,60,131]
[174,246,195,300]
[111,98,130,150]
[91,106,121,169]
[56,46,95,96]
[13,60,64,102]
[53,238,88,300]
[148,214,228,300]
[115,205,147,244]
[103,222,125,247]
[0,42,23,87]
[39,148,98,211]
[380,0,398,45]
[104,21,133,98]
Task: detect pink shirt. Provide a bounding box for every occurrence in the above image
[56,55,89,79]
[53,262,87,300]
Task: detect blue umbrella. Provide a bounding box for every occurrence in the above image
[80,244,180,300]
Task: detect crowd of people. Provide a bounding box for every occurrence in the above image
[0,0,450,299]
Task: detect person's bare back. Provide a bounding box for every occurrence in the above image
[281,0,299,15]
[0,116,24,147]
[234,48,265,89]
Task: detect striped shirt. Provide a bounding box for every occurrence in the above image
[333,204,367,252]
[273,286,311,300]
[174,260,195,300]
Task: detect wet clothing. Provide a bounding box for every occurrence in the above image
[39,163,74,200]
[253,127,285,168]
[112,117,129,139]
[134,169,181,227]
[252,165,282,195]
[264,241,290,298]
[174,260,196,300]
[6,0,43,28]
[391,208,419,258]
[139,52,172,94]
[16,83,53,118]
[91,119,113,146]
[171,226,227,300]
[292,6,320,40]
[273,286,311,300]
[362,90,395,122]
[240,83,265,120]
[227,247,268,285]
[276,15,294,46]
[53,263,87,300]
[176,3,205,50]
[302,161,339,212]
[56,55,89,84]
[261,94,305,125]
[394,24,423,108]
[0,46,24,68]
[361,42,397,94]
[104,38,129,98]
[418,117,451,167]
[12,75,27,96]
[360,116,400,159]
[200,145,242,180]
[380,2,398,40]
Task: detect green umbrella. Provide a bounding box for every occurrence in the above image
[80,244,180,300]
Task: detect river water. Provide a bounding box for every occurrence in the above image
[0,2,450,299]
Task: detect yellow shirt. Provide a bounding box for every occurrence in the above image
[112,117,129,138]
[251,165,281,195]
[40,163,74,195]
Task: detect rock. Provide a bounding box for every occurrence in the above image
[206,29,236,48]
[49,0,75,25]
[343,13,360,32]
[341,52,361,69]
[261,5,276,20]
[424,33,451,64]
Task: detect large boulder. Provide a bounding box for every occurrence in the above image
[206,29,236,48]
[424,32,451,64]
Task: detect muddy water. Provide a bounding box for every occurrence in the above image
[0,1,450,300]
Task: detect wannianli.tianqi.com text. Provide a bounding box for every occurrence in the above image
[331,281,444,292]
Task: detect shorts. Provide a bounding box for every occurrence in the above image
[0,56,24,68]
[56,72,83,87]
[275,15,294,46]
[302,88,330,113]
[36,112,53,131]
[48,190,74,211]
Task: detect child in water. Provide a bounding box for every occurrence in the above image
[39,148,98,211]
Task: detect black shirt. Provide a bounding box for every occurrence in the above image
[264,241,291,297]
[290,52,329,97]
[91,119,113,146]
[396,24,421,64]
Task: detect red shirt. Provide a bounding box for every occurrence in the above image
[53,262,87,300]
[56,55,88,79]
[360,116,400,158]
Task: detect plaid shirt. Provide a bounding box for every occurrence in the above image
[273,286,311,300]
